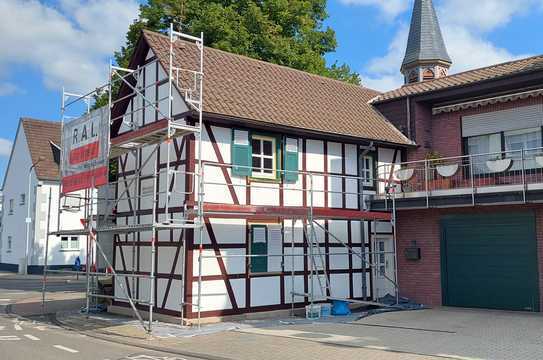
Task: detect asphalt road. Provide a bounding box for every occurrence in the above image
[0,273,201,360]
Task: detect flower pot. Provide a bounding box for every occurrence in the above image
[436,164,459,178]
[485,158,512,173]
[394,168,415,181]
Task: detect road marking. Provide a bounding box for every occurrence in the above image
[24,334,40,341]
[0,326,5,331]
[14,324,22,331]
[0,299,11,302]
[34,325,47,331]
[0,336,20,341]
[54,345,79,353]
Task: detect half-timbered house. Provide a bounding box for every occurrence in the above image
[107,29,412,323]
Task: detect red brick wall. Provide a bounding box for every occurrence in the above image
[406,95,543,162]
[396,204,543,309]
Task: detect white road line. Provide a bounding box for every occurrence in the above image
[24,334,40,341]
[14,324,22,331]
[34,325,47,331]
[0,299,12,302]
[53,345,79,353]
[0,336,21,341]
[0,326,5,331]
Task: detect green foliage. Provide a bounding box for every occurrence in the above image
[116,0,360,84]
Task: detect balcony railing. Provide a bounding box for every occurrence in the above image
[377,147,543,205]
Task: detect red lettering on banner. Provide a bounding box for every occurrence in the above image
[69,141,100,165]
[62,166,108,193]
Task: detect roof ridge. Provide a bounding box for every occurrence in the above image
[401,53,543,90]
[21,117,60,124]
[142,29,380,94]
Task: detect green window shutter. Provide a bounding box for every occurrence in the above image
[232,129,251,176]
[250,225,268,273]
[283,137,299,183]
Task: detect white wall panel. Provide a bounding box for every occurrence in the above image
[329,250,349,270]
[191,280,232,312]
[157,246,181,274]
[251,182,280,206]
[306,140,324,172]
[327,142,342,174]
[283,275,305,303]
[251,277,280,306]
[345,144,358,175]
[283,219,304,243]
[353,272,372,298]
[330,273,350,299]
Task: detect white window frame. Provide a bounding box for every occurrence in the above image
[20,193,25,206]
[361,155,374,186]
[251,135,277,179]
[60,236,80,251]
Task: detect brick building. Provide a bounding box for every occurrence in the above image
[371,0,543,311]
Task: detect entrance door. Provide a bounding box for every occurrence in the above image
[374,235,395,300]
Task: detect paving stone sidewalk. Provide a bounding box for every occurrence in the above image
[55,310,444,360]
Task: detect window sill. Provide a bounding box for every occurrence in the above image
[249,176,281,184]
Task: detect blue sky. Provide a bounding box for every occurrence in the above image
[1,0,543,182]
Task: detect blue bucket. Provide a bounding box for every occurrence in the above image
[331,300,351,316]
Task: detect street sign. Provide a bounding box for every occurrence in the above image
[61,107,110,193]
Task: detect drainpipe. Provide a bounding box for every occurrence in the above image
[24,156,44,275]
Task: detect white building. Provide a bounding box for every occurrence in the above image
[0,118,87,273]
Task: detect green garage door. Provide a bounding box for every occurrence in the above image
[441,212,540,311]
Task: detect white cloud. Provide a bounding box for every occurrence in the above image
[338,0,410,19]
[0,0,139,93]
[0,138,13,157]
[0,82,23,96]
[359,0,541,92]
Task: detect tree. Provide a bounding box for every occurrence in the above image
[116,0,360,84]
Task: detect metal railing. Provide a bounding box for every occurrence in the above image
[378,147,543,203]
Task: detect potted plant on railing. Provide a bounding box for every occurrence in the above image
[425,151,453,190]
[485,154,512,173]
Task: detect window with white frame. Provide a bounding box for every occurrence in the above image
[8,199,13,215]
[7,236,12,251]
[60,236,80,251]
[466,133,502,174]
[251,135,276,179]
[20,194,25,206]
[361,155,374,186]
[504,127,542,170]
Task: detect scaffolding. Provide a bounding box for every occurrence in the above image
[43,25,205,333]
[42,24,400,332]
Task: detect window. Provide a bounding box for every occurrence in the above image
[361,155,374,186]
[422,69,435,81]
[20,194,25,206]
[251,135,276,179]
[8,199,13,215]
[61,236,79,251]
[466,128,543,173]
[504,127,542,170]
[466,133,501,174]
[7,236,12,251]
[249,224,282,273]
[408,71,419,83]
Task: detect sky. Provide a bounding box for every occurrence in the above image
[1,0,543,182]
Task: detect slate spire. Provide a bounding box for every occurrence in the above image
[401,0,452,84]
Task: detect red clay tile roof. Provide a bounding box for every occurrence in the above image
[142,30,411,145]
[375,54,543,103]
[21,118,61,180]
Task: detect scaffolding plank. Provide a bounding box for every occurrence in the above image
[110,119,200,157]
[199,203,391,221]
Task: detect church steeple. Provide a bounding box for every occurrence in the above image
[401,0,452,84]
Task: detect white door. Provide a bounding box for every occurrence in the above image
[373,235,396,300]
